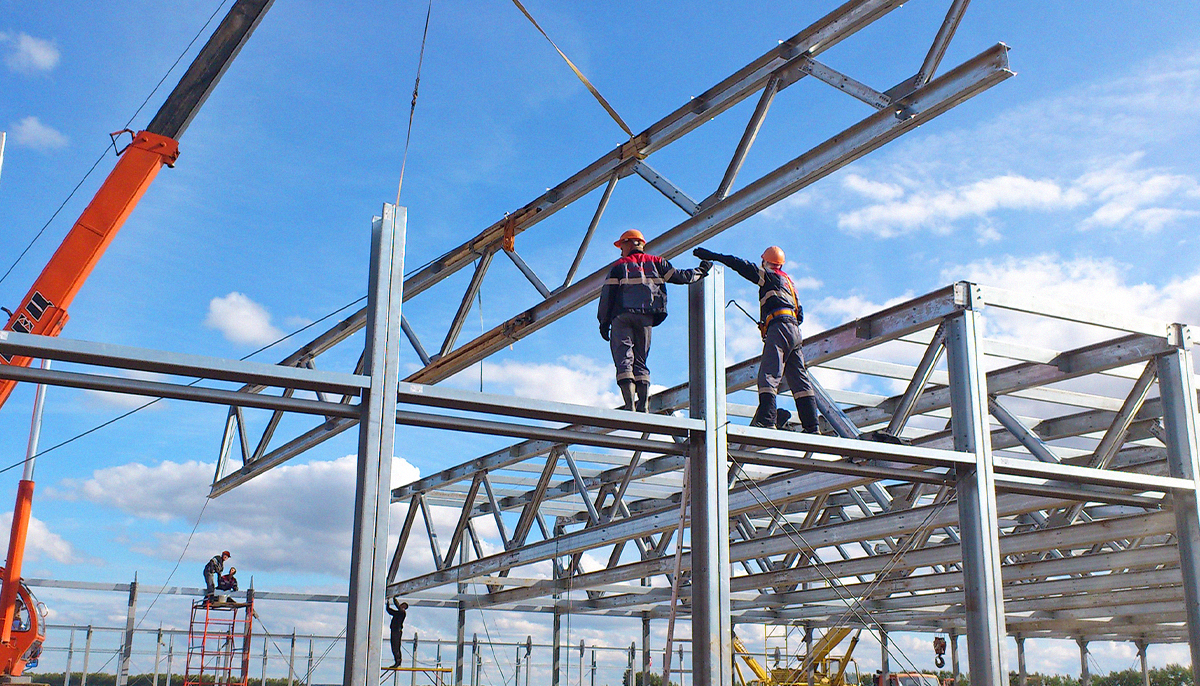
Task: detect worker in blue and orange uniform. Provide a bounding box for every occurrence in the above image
[599,229,711,412]
[693,245,821,433]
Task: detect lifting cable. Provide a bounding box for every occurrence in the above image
[0,0,232,290]
[507,0,634,139]
[726,454,950,676]
[394,0,433,206]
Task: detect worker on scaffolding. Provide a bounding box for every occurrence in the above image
[217,566,239,593]
[693,245,821,433]
[599,229,711,412]
[386,599,408,668]
[203,550,231,600]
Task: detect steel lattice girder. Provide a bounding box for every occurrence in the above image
[207,2,1015,491]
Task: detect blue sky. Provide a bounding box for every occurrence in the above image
[2,0,1200,680]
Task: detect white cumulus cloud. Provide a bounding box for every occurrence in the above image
[837,175,1087,237]
[0,512,74,563]
[204,292,284,345]
[1,32,59,74]
[10,116,68,152]
[477,354,623,407]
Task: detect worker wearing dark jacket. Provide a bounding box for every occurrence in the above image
[386,599,408,668]
[599,229,711,411]
[693,245,820,432]
[203,550,230,599]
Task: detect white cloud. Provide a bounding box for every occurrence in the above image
[842,173,903,202]
[83,369,171,411]
[0,512,74,563]
[52,454,426,578]
[837,175,1087,237]
[204,292,284,345]
[1,32,60,74]
[477,354,622,407]
[10,116,68,152]
[1078,155,1200,232]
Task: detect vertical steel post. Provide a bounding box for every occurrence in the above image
[688,265,731,686]
[456,545,467,686]
[470,634,479,686]
[950,629,960,684]
[153,626,163,686]
[525,636,532,686]
[411,634,419,686]
[579,640,585,686]
[641,613,651,686]
[591,648,597,686]
[514,644,522,686]
[879,630,889,686]
[1016,635,1026,686]
[65,628,75,686]
[307,636,315,686]
[289,631,297,686]
[1157,335,1200,667]
[117,577,138,686]
[81,625,93,686]
[944,296,1008,686]
[262,635,269,684]
[344,204,407,686]
[166,635,175,686]
[805,626,814,686]
[1078,638,1090,686]
[552,605,562,686]
[1136,640,1150,686]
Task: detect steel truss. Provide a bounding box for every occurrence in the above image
[24,3,1200,685]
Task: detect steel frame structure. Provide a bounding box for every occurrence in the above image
[23,3,1200,685]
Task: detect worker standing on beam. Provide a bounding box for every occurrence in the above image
[693,245,821,433]
[599,230,711,412]
[203,550,231,601]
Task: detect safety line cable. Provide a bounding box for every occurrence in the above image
[507,0,634,139]
[0,0,231,291]
[726,454,941,676]
[0,294,367,476]
[395,0,433,206]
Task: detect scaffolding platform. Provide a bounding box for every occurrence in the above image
[184,596,254,686]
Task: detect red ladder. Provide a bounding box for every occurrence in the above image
[184,597,254,686]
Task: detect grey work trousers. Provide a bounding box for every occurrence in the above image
[609,312,654,383]
[758,317,813,398]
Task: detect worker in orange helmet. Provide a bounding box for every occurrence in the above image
[693,245,821,432]
[203,550,231,600]
[599,229,711,411]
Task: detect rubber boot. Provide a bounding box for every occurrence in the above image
[618,379,636,411]
[751,393,777,428]
[775,408,793,430]
[795,394,820,433]
[634,381,651,413]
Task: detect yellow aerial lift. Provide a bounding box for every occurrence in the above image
[733,628,862,686]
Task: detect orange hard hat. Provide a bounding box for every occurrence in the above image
[762,246,785,265]
[614,229,646,247]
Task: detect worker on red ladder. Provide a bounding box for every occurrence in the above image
[598,229,711,412]
[203,550,231,601]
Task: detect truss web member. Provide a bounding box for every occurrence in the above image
[693,245,820,433]
[386,599,408,668]
[203,550,231,599]
[598,229,711,411]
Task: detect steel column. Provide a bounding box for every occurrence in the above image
[1156,336,1200,667]
[1078,638,1090,686]
[553,604,562,686]
[1016,635,1025,686]
[944,299,1008,685]
[116,578,137,686]
[1136,640,1150,686]
[344,204,406,686]
[688,266,732,686]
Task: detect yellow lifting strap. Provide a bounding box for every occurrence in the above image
[508,0,635,139]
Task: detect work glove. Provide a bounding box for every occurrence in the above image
[600,322,610,341]
[696,260,713,277]
[693,247,720,261]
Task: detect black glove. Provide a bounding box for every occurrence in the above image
[696,260,713,277]
[693,247,720,261]
[600,322,610,341]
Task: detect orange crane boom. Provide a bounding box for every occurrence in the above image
[0,0,275,676]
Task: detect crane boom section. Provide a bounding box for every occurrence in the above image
[0,132,179,407]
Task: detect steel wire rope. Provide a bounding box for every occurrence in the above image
[0,0,232,290]
[725,452,948,676]
[253,612,308,679]
[0,294,368,477]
